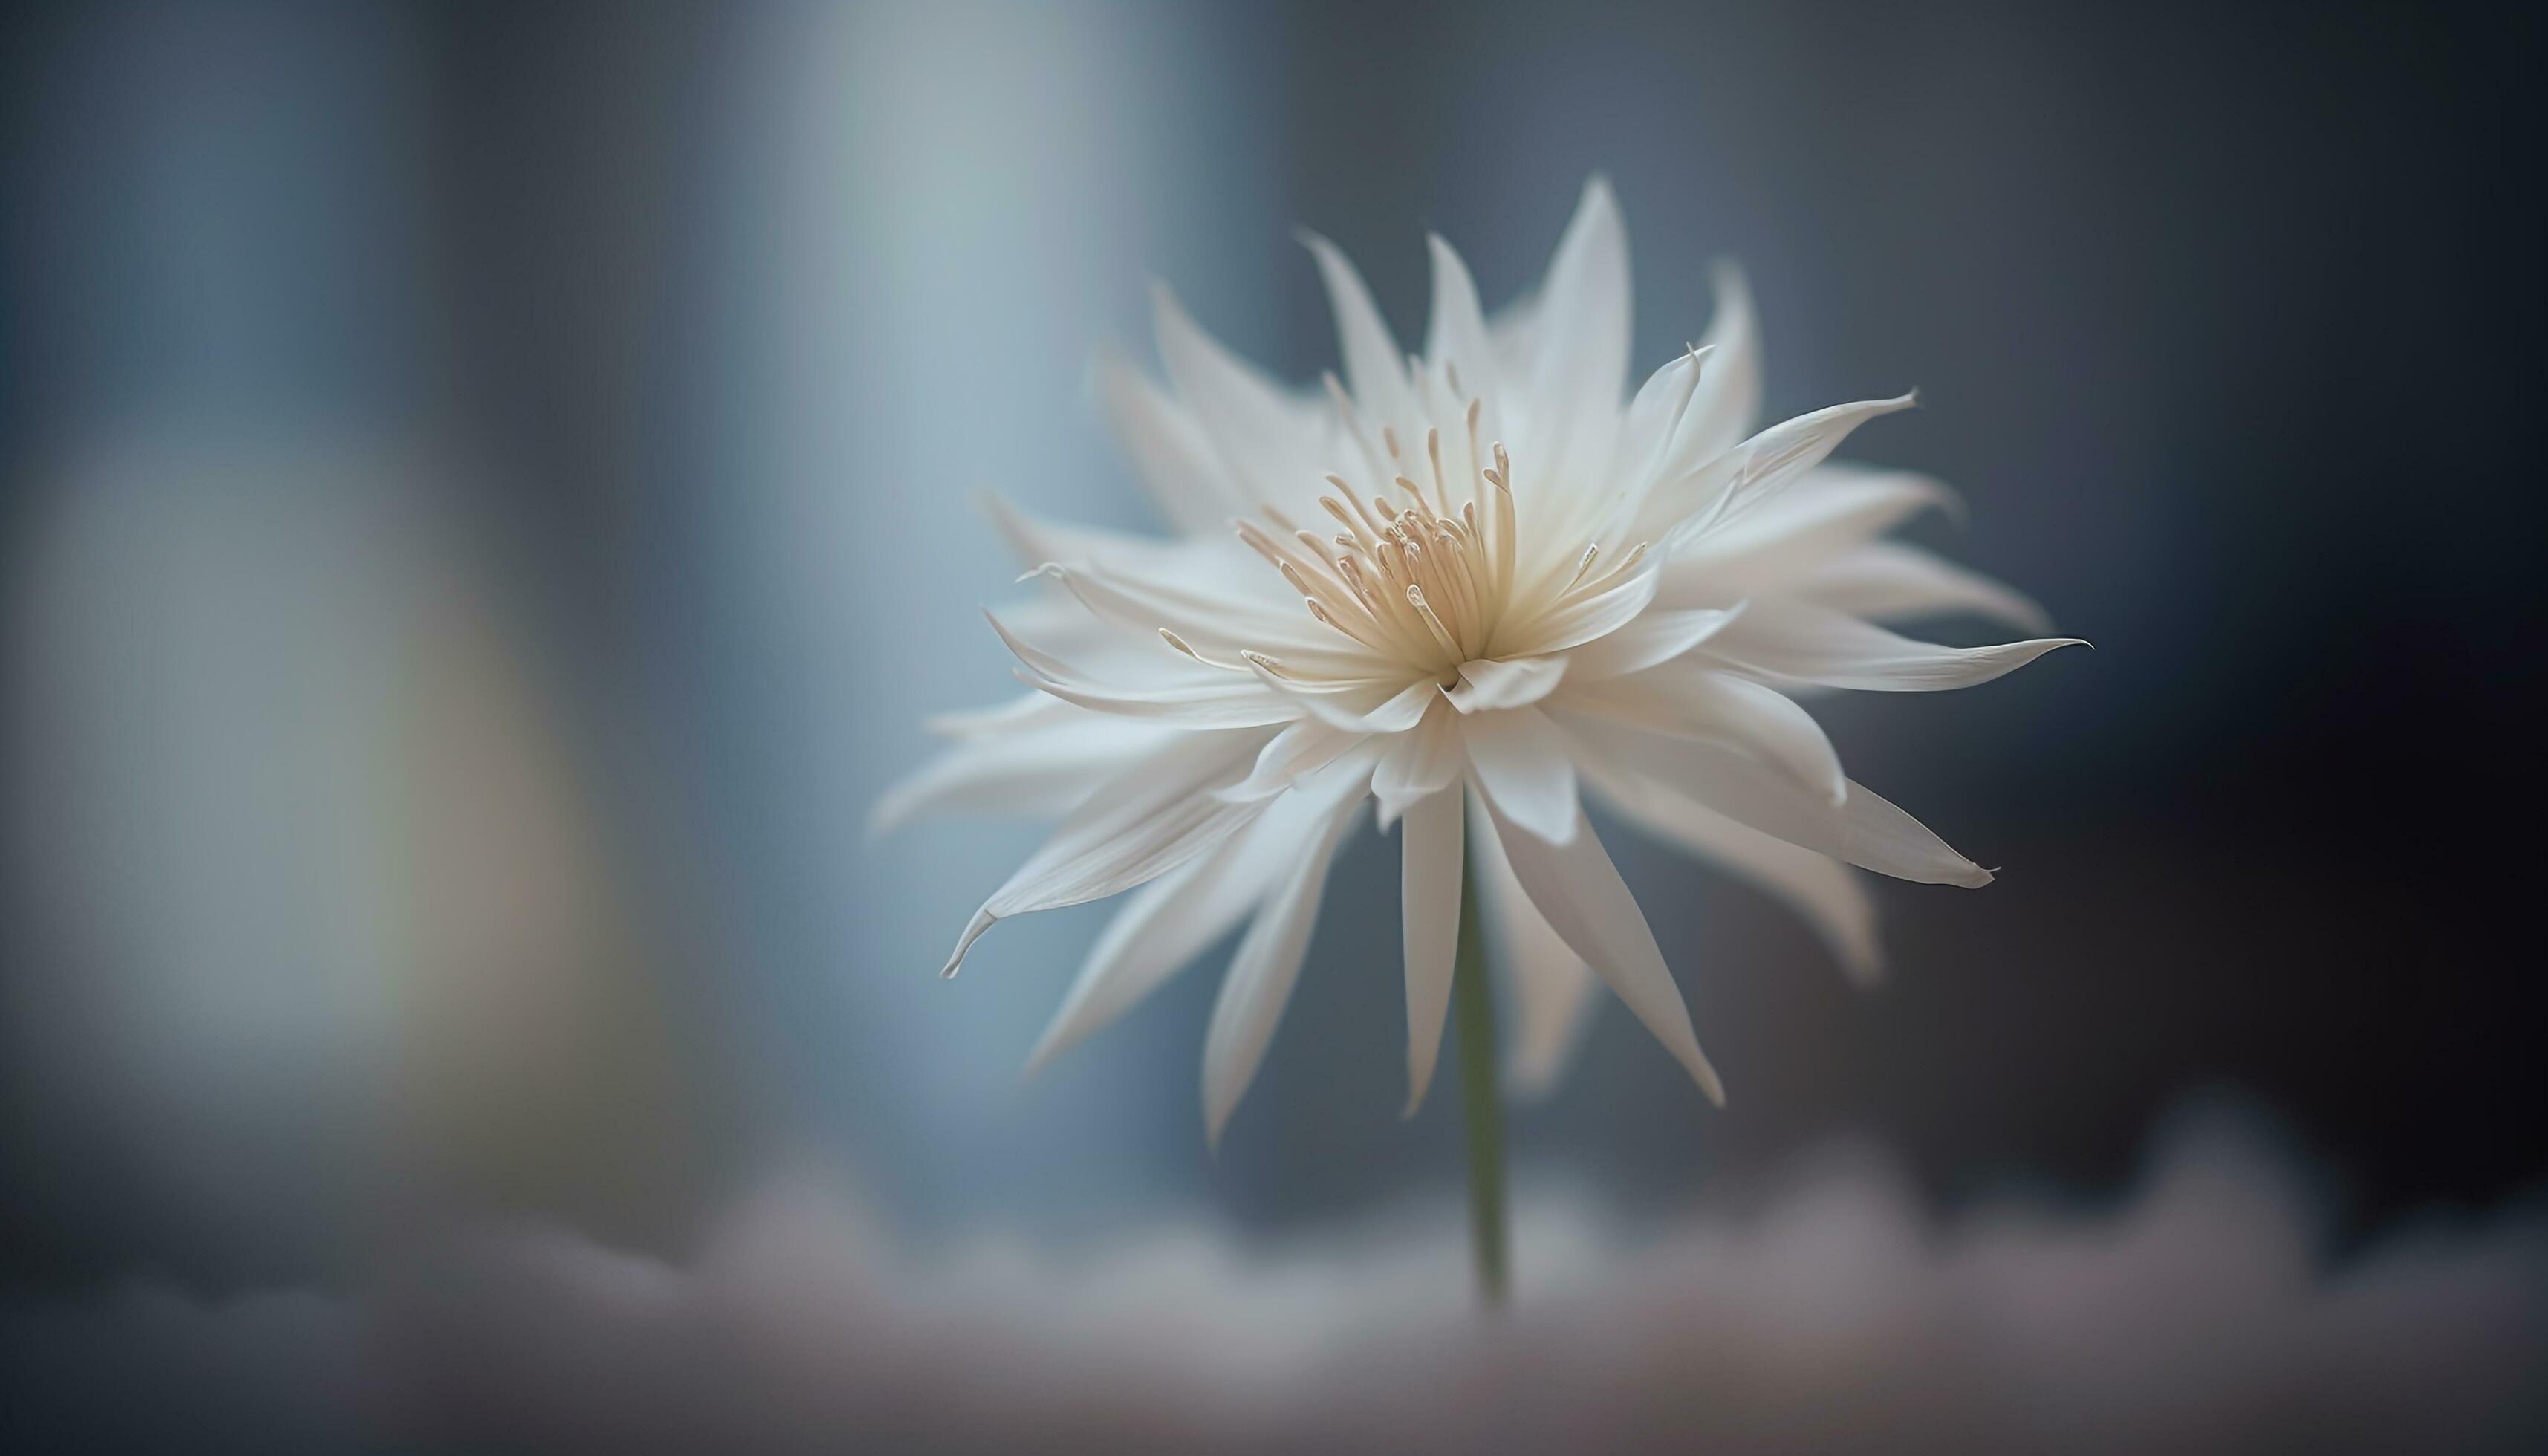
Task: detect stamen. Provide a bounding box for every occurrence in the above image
[1235,435,1593,673]
[1323,473,1388,538]
[1566,543,1602,591]
[1406,585,1462,658]
[1319,490,1379,546]
[1159,628,1247,672]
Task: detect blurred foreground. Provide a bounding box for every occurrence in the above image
[7,1104,2544,1452]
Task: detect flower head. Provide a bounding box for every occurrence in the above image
[882,179,2081,1146]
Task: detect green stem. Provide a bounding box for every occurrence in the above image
[1452,848,1509,1309]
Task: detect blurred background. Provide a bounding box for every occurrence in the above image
[1,1,2541,1450]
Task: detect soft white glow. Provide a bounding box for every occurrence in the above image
[887,180,2083,1143]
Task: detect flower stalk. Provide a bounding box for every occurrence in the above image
[1452,848,1509,1309]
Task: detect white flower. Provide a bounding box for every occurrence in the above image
[883,179,2081,1146]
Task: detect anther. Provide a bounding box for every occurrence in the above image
[1567,543,1601,590]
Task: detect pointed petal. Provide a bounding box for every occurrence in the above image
[1521,177,1632,484]
[1447,654,1568,713]
[1201,786,1365,1148]
[1468,796,1599,1098]
[975,490,1173,574]
[1703,601,2086,692]
[988,611,1299,728]
[1010,671,1299,729]
[1024,788,1315,1075]
[1568,664,1847,805]
[1462,706,1579,844]
[940,732,1267,976]
[1481,797,1725,1105]
[1671,261,1761,470]
[1152,282,1324,505]
[1091,350,1244,536]
[1560,605,1745,680]
[1655,466,1963,607]
[872,715,1172,836]
[1398,787,1463,1115]
[1220,718,1363,802]
[1557,712,1992,887]
[1024,561,1356,669]
[1616,346,1709,490]
[1795,541,2055,635]
[1372,696,1464,829]
[1301,230,1414,435]
[1246,661,1438,733]
[1645,395,1920,547]
[1422,233,1499,403]
[923,690,1085,741]
[1511,564,1663,657]
[1839,778,1998,891]
[1579,768,1882,985]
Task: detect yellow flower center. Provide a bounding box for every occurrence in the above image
[1226,417,1644,683]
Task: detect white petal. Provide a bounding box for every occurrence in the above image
[988,611,1299,728]
[871,714,1172,836]
[975,490,1172,574]
[1200,783,1365,1148]
[1567,663,1847,805]
[1152,282,1325,505]
[1703,601,2086,692]
[1616,346,1709,490]
[1519,177,1632,486]
[1301,230,1414,438]
[1795,540,2055,635]
[1481,796,1725,1105]
[1840,779,1999,891]
[1671,261,1762,471]
[1644,395,1919,547]
[1560,605,1745,680]
[940,732,1268,977]
[1011,672,1298,729]
[1091,351,1244,536]
[1422,233,1499,404]
[1656,466,1963,608]
[1485,282,1541,385]
[1468,794,1599,1099]
[1371,696,1463,829]
[1397,787,1463,1116]
[1447,655,1568,713]
[1579,767,1882,985]
[1556,712,1992,887]
[1462,706,1579,845]
[1509,563,1663,657]
[1024,787,1316,1076]
[1027,562,1359,669]
[1220,719,1363,802]
[923,689,1088,740]
[1247,662,1438,734]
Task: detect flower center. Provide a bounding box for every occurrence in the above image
[1228,423,1644,685]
